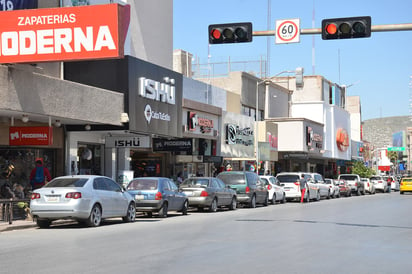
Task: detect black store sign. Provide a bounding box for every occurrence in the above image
[153,138,192,153]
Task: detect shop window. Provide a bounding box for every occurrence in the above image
[77,144,102,175]
[0,147,55,193]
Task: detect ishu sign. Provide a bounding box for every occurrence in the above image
[0,3,130,63]
[9,126,53,146]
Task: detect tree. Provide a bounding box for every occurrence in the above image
[351,160,375,178]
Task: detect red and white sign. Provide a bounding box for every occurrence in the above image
[9,126,53,146]
[0,3,130,63]
[275,18,300,44]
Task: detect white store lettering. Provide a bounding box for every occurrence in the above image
[138,77,175,105]
[0,25,116,56]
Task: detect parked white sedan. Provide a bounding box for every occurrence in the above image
[361,178,376,194]
[276,172,320,202]
[370,175,388,193]
[30,175,136,228]
[324,178,340,198]
[260,176,286,204]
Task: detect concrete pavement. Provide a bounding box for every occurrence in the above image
[0,219,37,232]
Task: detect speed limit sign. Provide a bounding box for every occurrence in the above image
[275,18,300,44]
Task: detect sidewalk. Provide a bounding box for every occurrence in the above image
[0,219,37,233]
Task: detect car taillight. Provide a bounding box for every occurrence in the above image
[367,183,370,187]
[245,186,250,193]
[267,185,272,190]
[31,193,41,200]
[354,182,357,186]
[155,192,162,200]
[200,191,209,197]
[65,192,82,199]
[400,182,404,186]
[294,182,300,186]
[329,185,332,188]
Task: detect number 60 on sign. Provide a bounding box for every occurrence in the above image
[275,18,300,44]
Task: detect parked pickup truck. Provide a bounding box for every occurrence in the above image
[337,174,365,196]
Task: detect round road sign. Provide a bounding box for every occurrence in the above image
[276,19,300,44]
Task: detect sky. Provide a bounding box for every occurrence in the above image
[173,0,412,121]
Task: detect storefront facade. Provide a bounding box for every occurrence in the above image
[64,55,183,182]
[220,111,255,172]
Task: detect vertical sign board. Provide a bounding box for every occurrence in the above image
[9,127,53,146]
[0,3,130,63]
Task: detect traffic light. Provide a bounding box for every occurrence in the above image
[209,22,253,44]
[322,16,371,40]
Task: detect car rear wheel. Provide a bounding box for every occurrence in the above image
[272,194,276,204]
[280,193,286,204]
[229,197,237,210]
[181,200,188,215]
[209,198,218,212]
[249,195,256,208]
[123,202,136,223]
[36,218,51,228]
[86,204,102,227]
[159,202,168,218]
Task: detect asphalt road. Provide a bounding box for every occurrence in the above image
[1,191,411,274]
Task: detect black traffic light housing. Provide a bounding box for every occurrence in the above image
[209,22,253,44]
[322,16,371,40]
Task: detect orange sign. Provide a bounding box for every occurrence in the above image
[336,128,349,152]
[9,126,53,146]
[0,4,130,63]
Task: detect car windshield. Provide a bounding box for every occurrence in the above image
[181,179,209,187]
[339,175,357,180]
[402,178,412,182]
[127,179,158,190]
[276,175,299,182]
[217,174,245,185]
[45,178,88,188]
[370,176,381,180]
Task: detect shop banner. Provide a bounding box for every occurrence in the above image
[105,135,150,148]
[9,126,53,146]
[153,138,192,152]
[0,3,130,63]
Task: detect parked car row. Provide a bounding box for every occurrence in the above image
[30,172,404,228]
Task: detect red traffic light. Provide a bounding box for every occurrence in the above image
[209,22,253,44]
[322,16,371,40]
[325,23,337,35]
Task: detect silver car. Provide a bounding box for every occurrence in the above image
[126,177,189,218]
[179,177,237,212]
[30,175,136,228]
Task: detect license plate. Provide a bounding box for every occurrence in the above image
[46,195,59,202]
[184,192,193,196]
[135,195,145,200]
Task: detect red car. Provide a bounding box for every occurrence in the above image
[335,179,351,197]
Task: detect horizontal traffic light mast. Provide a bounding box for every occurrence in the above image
[252,22,412,37]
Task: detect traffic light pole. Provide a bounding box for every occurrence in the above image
[252,23,412,36]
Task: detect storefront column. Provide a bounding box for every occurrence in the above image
[104,147,116,180]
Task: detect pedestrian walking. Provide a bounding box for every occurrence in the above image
[29,158,52,190]
[299,174,307,203]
